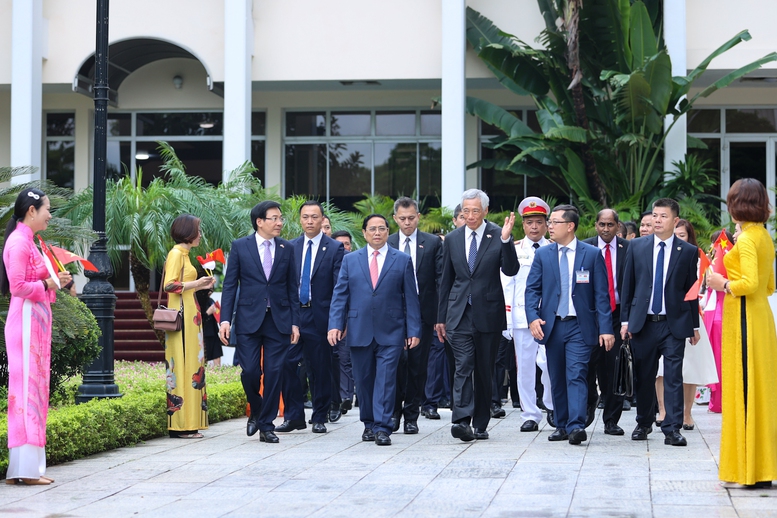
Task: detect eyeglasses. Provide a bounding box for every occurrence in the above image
[461,209,483,216]
[548,220,571,226]
[263,216,285,223]
[366,226,389,233]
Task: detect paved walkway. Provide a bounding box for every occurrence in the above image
[0,402,774,517]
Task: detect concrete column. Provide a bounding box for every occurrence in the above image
[664,0,687,174]
[223,0,253,179]
[11,0,43,183]
[441,0,466,208]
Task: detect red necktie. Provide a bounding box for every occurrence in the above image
[604,243,616,312]
[370,250,380,289]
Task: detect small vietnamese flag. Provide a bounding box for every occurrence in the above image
[684,247,712,301]
[36,236,61,288]
[48,244,99,272]
[196,249,226,275]
[710,230,734,277]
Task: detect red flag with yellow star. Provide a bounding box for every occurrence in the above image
[710,230,733,277]
[685,247,712,301]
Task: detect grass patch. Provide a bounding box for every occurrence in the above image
[0,361,246,477]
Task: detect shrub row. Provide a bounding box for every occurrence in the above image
[0,381,246,477]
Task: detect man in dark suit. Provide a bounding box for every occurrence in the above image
[436,189,519,442]
[583,209,629,435]
[276,201,344,434]
[387,197,443,434]
[328,214,421,446]
[525,205,614,445]
[219,201,300,444]
[621,198,699,447]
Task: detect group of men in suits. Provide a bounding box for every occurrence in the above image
[217,191,700,448]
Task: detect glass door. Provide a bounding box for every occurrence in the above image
[722,137,776,215]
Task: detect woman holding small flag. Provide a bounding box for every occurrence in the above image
[163,214,216,439]
[1,189,71,485]
[708,178,777,489]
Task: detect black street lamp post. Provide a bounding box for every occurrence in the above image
[76,0,121,403]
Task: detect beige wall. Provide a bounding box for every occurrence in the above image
[117,59,222,110]
[0,0,10,84]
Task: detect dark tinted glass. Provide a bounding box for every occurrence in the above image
[285,144,327,198]
[419,142,442,206]
[287,112,326,137]
[135,140,223,187]
[46,141,75,188]
[729,141,767,188]
[107,113,131,136]
[374,143,416,199]
[252,112,266,136]
[46,113,75,137]
[331,112,371,136]
[726,109,777,133]
[480,145,524,213]
[106,140,131,181]
[329,142,372,210]
[251,141,266,186]
[137,112,223,136]
[688,110,721,133]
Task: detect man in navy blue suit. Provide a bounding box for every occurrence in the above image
[328,214,421,446]
[219,201,300,444]
[276,201,344,434]
[525,205,614,445]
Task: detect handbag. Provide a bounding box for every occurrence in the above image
[613,337,634,398]
[152,263,185,332]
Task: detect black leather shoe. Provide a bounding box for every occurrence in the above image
[274,419,307,433]
[246,415,260,437]
[490,403,506,418]
[597,398,605,409]
[421,408,441,420]
[664,431,687,446]
[512,401,521,409]
[311,422,327,433]
[682,423,695,430]
[259,430,279,443]
[655,419,664,427]
[404,421,419,434]
[568,428,587,445]
[375,431,392,446]
[585,402,596,428]
[451,423,476,442]
[438,398,451,409]
[390,415,401,432]
[546,410,556,428]
[631,425,653,441]
[604,421,625,436]
[536,399,547,411]
[328,404,342,423]
[474,428,489,440]
[622,400,632,411]
[361,428,375,442]
[548,428,568,441]
[520,420,539,432]
[340,398,352,414]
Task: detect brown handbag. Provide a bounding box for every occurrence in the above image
[153,262,185,332]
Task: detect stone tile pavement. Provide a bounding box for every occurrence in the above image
[0,402,774,517]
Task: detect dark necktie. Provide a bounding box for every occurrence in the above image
[604,243,616,312]
[404,236,411,255]
[558,246,569,318]
[300,240,313,304]
[468,231,477,304]
[651,241,666,314]
[532,242,540,250]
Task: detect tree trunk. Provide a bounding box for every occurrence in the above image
[129,252,165,345]
[565,0,608,207]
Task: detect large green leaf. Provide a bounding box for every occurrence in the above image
[644,51,672,117]
[465,96,535,138]
[478,44,550,96]
[629,1,657,70]
[560,148,591,200]
[614,72,652,126]
[688,52,777,106]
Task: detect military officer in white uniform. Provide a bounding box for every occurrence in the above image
[501,197,555,432]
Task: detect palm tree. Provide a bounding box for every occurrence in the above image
[57,142,267,341]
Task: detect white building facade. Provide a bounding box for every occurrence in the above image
[2,0,777,221]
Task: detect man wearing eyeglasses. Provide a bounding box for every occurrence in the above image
[219,200,301,444]
[436,189,519,442]
[525,205,614,445]
[276,200,345,435]
[387,197,443,435]
[328,214,421,446]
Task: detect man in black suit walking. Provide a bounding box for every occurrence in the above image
[436,189,519,442]
[276,200,345,434]
[620,198,700,446]
[219,201,300,444]
[583,209,629,435]
[388,197,443,434]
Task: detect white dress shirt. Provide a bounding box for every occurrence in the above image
[464,221,512,259]
[557,238,577,317]
[255,233,276,262]
[299,231,323,298]
[648,234,674,315]
[399,229,417,272]
[367,242,389,278]
[597,236,620,305]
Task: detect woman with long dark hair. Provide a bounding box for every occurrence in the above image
[708,178,777,488]
[1,189,71,485]
[163,214,215,438]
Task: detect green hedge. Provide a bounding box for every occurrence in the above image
[0,381,246,476]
